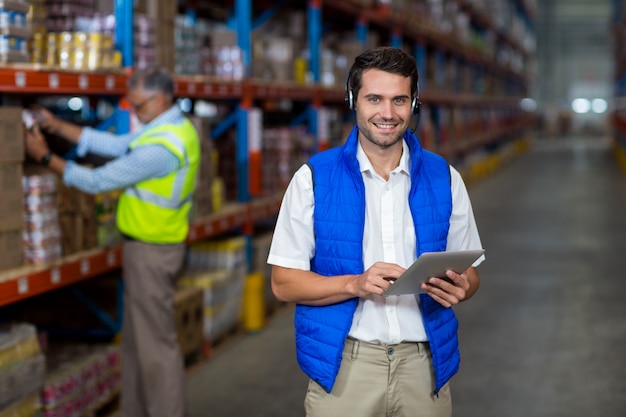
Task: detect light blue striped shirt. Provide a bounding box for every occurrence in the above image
[63,106,185,194]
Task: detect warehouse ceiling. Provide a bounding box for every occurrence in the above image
[534,0,613,107]
[554,0,611,20]
[538,0,611,49]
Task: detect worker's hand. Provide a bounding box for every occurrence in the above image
[29,106,59,133]
[24,125,51,162]
[421,269,471,308]
[349,262,405,297]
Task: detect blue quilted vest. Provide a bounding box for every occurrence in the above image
[295,126,459,394]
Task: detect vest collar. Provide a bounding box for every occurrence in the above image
[344,126,422,177]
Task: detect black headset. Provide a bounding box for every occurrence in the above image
[344,70,421,115]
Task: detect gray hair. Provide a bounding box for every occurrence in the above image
[128,66,174,99]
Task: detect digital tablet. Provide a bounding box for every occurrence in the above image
[383,249,485,296]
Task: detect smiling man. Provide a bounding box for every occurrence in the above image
[24,66,199,417]
[268,47,485,417]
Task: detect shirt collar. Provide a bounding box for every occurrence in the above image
[356,136,411,176]
[143,105,183,129]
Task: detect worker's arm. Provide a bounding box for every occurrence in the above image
[31,106,83,144]
[271,262,406,306]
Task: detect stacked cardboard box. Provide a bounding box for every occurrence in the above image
[208,28,244,79]
[57,182,94,256]
[250,10,306,83]
[56,183,120,256]
[0,107,25,271]
[135,0,176,72]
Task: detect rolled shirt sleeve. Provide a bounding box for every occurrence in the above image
[75,127,139,159]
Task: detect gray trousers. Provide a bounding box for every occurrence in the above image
[120,238,186,417]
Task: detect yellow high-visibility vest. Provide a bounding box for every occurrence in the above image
[116,118,200,244]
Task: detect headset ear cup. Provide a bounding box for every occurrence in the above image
[412,98,421,115]
[345,72,353,110]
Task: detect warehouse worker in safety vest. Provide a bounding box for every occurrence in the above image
[24,66,200,417]
[268,47,484,417]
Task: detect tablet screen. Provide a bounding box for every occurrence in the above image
[383,249,485,296]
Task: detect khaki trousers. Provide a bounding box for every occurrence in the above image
[305,338,452,417]
[120,239,186,417]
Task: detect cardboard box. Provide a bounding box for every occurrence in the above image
[0,163,23,233]
[174,286,204,357]
[0,230,23,270]
[147,0,177,21]
[57,182,96,216]
[210,29,237,49]
[0,107,25,163]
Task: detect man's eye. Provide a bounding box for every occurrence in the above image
[369,97,380,103]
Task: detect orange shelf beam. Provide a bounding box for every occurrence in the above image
[174,76,247,99]
[0,67,128,94]
[0,246,123,307]
[0,196,284,307]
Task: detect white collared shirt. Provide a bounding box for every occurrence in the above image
[267,139,484,344]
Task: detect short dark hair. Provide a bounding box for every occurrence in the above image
[128,66,174,99]
[346,47,418,103]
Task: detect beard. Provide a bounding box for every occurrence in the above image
[356,115,407,150]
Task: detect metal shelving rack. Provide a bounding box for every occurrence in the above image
[0,0,536,308]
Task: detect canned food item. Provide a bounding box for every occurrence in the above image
[31,31,45,48]
[72,47,86,70]
[57,31,72,48]
[45,50,56,65]
[102,34,113,49]
[12,11,26,27]
[87,32,102,48]
[111,50,122,68]
[15,37,27,54]
[47,32,57,48]
[86,47,101,70]
[0,35,9,54]
[73,32,87,48]
[0,10,10,28]
[58,47,71,68]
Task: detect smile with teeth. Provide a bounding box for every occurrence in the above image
[373,122,397,129]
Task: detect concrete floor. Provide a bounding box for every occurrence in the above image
[186,135,626,417]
